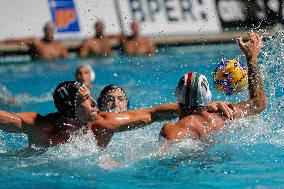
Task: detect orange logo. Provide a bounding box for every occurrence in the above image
[55,9,76,29]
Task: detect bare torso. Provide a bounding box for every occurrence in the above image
[122,36,155,55]
[161,111,227,141]
[80,37,112,57]
[23,113,81,147]
[31,39,68,59]
[25,112,117,148]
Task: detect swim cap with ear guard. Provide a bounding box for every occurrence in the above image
[53,81,85,119]
[175,72,212,107]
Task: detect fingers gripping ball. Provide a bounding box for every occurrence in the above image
[214,58,248,96]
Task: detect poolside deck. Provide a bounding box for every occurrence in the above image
[0,27,280,56]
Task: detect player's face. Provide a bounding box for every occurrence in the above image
[76,67,91,87]
[44,25,54,40]
[95,21,105,34]
[76,87,98,123]
[101,89,128,112]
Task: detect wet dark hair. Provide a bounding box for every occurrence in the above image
[53,81,83,119]
[97,85,129,112]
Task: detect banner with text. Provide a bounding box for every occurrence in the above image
[1,0,284,40]
[116,0,222,36]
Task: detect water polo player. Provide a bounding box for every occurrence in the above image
[75,64,96,89]
[0,79,234,148]
[160,32,266,142]
[97,85,129,113]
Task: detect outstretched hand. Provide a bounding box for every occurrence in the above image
[207,102,236,120]
[238,32,263,60]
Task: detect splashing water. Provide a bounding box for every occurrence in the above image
[0,37,284,188]
[261,31,284,130]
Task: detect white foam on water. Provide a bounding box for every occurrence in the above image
[0,31,284,171]
[0,137,7,153]
[44,131,100,161]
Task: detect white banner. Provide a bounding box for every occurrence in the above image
[0,0,120,40]
[0,0,50,40]
[76,0,121,38]
[116,0,222,36]
[0,0,221,40]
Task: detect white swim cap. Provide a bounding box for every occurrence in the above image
[175,72,212,107]
[76,64,95,81]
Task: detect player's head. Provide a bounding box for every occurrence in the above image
[53,81,98,125]
[175,72,212,108]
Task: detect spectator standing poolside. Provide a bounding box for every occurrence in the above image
[3,23,69,60]
[121,22,156,55]
[79,21,112,57]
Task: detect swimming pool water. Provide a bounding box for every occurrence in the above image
[0,35,283,189]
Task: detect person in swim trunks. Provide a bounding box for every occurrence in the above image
[97,85,129,113]
[160,32,266,142]
[3,22,69,60]
[121,22,156,55]
[79,20,113,57]
[0,80,235,148]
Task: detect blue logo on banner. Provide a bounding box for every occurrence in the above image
[49,0,80,33]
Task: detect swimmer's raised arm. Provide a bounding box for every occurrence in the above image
[0,110,39,133]
[234,32,267,118]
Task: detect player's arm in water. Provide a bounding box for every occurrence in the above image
[95,103,178,131]
[0,110,39,133]
[94,102,236,132]
[233,32,267,118]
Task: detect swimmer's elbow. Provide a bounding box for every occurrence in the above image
[251,97,267,114]
[256,99,267,113]
[256,91,267,112]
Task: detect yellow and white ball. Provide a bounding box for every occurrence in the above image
[213,59,248,96]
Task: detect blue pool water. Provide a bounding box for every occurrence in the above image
[0,33,284,189]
